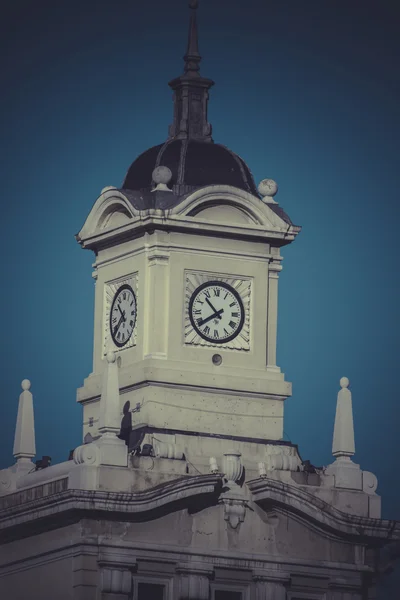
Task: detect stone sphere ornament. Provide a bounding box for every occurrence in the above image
[106,351,116,364]
[21,379,31,391]
[258,178,278,198]
[340,377,350,388]
[152,166,172,185]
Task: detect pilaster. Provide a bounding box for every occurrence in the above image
[253,569,290,600]
[144,233,170,359]
[98,551,136,600]
[176,562,213,599]
[266,251,282,373]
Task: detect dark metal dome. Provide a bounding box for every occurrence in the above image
[120,2,260,208]
[122,139,259,196]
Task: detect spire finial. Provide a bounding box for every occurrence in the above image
[184,0,201,76]
[13,379,36,462]
[168,1,214,142]
[332,376,355,458]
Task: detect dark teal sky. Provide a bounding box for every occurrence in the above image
[1,0,399,548]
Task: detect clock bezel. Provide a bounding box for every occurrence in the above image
[188,280,245,344]
[109,283,137,348]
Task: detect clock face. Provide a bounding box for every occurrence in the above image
[109,284,137,348]
[189,281,245,344]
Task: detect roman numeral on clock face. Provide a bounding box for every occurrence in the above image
[109,284,137,348]
[189,281,245,344]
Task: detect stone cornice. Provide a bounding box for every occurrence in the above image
[247,477,400,544]
[77,186,299,252]
[0,474,222,542]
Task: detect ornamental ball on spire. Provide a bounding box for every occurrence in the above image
[21,379,31,391]
[340,377,350,388]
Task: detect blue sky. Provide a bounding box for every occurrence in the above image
[0,0,399,540]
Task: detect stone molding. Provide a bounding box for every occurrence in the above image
[263,444,303,472]
[73,443,101,466]
[247,477,400,543]
[1,470,398,552]
[77,186,300,252]
[0,474,222,540]
[152,435,185,460]
[252,569,291,583]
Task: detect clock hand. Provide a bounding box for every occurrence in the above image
[198,308,224,327]
[205,296,218,314]
[117,304,126,321]
[114,315,124,335]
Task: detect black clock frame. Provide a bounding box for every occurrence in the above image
[109,284,137,348]
[188,280,245,344]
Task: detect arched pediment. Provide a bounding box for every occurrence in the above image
[77,188,139,242]
[170,185,288,230]
[188,201,256,225]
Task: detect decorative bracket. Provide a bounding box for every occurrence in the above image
[221,497,247,529]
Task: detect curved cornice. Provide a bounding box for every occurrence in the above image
[76,185,299,251]
[247,477,400,544]
[76,188,139,243]
[169,185,287,230]
[0,474,222,542]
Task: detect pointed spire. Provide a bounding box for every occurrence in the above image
[168,1,214,142]
[98,352,121,435]
[13,379,36,462]
[184,0,201,77]
[332,377,355,458]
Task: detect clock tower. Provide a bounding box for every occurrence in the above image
[76,1,300,464]
[1,4,397,599]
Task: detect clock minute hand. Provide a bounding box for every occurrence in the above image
[198,308,224,327]
[205,296,218,314]
[117,304,126,321]
[114,315,124,335]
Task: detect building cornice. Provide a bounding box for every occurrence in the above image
[247,477,400,544]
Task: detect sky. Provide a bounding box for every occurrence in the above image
[1,0,399,586]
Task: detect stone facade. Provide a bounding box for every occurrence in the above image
[0,448,397,599]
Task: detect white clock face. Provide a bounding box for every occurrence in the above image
[189,281,245,343]
[109,284,137,348]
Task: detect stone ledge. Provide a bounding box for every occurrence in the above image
[0,474,222,542]
[247,477,400,544]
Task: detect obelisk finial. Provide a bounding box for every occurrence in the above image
[184,0,201,76]
[168,0,214,141]
[332,377,355,458]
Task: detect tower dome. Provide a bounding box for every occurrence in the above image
[122,139,259,196]
[121,0,259,202]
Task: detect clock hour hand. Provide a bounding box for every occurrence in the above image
[114,315,124,335]
[117,304,126,321]
[198,308,224,327]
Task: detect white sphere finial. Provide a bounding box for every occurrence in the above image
[152,166,172,185]
[106,351,116,364]
[340,377,350,388]
[258,178,278,198]
[21,379,31,391]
